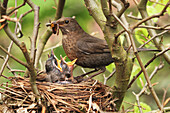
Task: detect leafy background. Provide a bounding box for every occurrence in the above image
[0,0,170,112]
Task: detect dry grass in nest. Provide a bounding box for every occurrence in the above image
[0,76,117,113]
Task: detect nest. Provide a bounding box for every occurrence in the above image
[1,76,117,113]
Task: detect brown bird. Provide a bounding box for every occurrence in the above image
[46,17,160,82]
[46,17,114,82]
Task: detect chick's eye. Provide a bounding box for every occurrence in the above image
[64,20,69,24]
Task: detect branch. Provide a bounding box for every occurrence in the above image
[84,0,106,31]
[0,55,17,76]
[132,92,143,113]
[0,42,17,76]
[127,12,142,20]
[7,0,26,16]
[138,63,164,96]
[137,0,170,64]
[0,0,40,97]
[127,47,169,89]
[132,63,164,113]
[137,25,170,30]
[115,0,130,18]
[111,9,163,111]
[26,0,40,64]
[0,41,13,75]
[0,45,28,68]
[111,0,132,46]
[55,0,65,20]
[103,69,116,85]
[35,0,65,68]
[19,9,33,21]
[139,30,169,48]
[99,1,132,110]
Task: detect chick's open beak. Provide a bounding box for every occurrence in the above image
[66,58,77,66]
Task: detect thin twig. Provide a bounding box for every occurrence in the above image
[132,92,143,113]
[138,25,170,30]
[162,85,170,107]
[127,47,169,89]
[149,0,170,7]
[26,0,40,64]
[0,45,28,68]
[132,63,165,112]
[139,30,169,48]
[9,69,25,73]
[103,69,116,85]
[138,0,170,64]
[127,12,142,20]
[19,9,33,20]
[43,43,61,52]
[7,0,26,16]
[0,41,13,75]
[132,2,170,30]
[138,63,164,96]
[0,74,9,79]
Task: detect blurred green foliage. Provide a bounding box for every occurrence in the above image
[134,102,151,113]
[0,0,170,111]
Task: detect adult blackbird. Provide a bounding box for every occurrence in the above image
[46,17,159,82]
[46,17,114,81]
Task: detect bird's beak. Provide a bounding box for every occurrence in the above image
[66,58,77,66]
[56,58,62,72]
[60,55,67,63]
[46,21,60,35]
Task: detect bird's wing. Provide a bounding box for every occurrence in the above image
[76,36,110,54]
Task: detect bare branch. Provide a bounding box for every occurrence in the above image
[103,69,116,85]
[127,12,142,20]
[26,0,40,64]
[55,0,65,20]
[132,92,143,113]
[0,41,13,76]
[127,47,169,89]
[1,0,40,98]
[139,30,169,48]
[138,25,170,30]
[19,9,33,20]
[138,0,170,64]
[0,45,28,68]
[7,0,26,16]
[111,7,163,110]
[132,63,164,112]
[149,0,170,7]
[138,63,164,96]
[84,0,106,31]
[111,0,131,46]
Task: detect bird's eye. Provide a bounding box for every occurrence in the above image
[64,20,69,24]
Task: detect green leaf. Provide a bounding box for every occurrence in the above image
[135,28,151,48]
[130,64,140,80]
[106,63,115,73]
[134,102,151,113]
[147,0,170,21]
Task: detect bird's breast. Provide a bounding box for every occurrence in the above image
[62,35,77,61]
